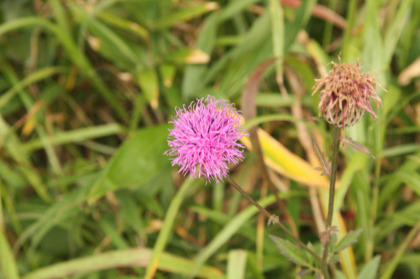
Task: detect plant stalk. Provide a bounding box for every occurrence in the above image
[321,126,341,279]
[226,176,321,262]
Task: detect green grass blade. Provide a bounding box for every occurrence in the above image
[380,221,420,279]
[227,249,248,279]
[192,195,276,277]
[22,247,223,279]
[144,178,194,279]
[0,16,128,120]
[0,229,20,279]
[383,0,413,65]
[0,67,64,109]
[269,0,284,84]
[0,115,52,202]
[23,124,123,151]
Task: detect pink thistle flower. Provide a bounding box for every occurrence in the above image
[164,96,248,183]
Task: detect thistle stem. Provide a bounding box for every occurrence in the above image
[321,126,341,279]
[226,176,321,262]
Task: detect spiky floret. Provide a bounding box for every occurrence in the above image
[164,96,248,183]
[312,60,383,128]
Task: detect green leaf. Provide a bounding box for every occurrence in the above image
[192,195,277,277]
[227,249,248,279]
[269,0,284,82]
[269,235,312,268]
[0,67,64,109]
[0,229,20,279]
[87,125,170,203]
[332,229,363,253]
[138,68,159,109]
[22,247,222,279]
[144,179,194,279]
[358,256,381,279]
[167,48,210,65]
[153,2,219,29]
[393,171,420,196]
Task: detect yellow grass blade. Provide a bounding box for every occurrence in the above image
[241,128,329,188]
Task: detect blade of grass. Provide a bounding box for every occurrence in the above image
[192,195,276,277]
[153,2,219,29]
[227,250,247,279]
[383,0,413,65]
[0,115,52,202]
[0,16,128,120]
[96,11,149,40]
[380,220,420,279]
[240,129,329,188]
[341,0,358,62]
[269,0,284,89]
[23,124,123,151]
[0,228,20,279]
[2,65,63,175]
[144,178,194,279]
[22,247,222,279]
[0,67,64,109]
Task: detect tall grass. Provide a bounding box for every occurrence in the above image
[0,0,419,278]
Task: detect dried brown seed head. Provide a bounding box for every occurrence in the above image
[312,60,384,128]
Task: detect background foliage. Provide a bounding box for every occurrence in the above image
[0,0,420,278]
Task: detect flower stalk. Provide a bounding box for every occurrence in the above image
[226,176,322,263]
[320,126,341,279]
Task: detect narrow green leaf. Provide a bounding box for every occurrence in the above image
[380,221,420,279]
[23,124,123,151]
[358,256,381,279]
[96,11,149,40]
[22,247,222,279]
[138,68,159,109]
[383,0,413,65]
[0,116,52,203]
[0,229,20,279]
[0,16,128,120]
[192,195,276,276]
[227,249,247,279]
[167,48,210,65]
[144,178,194,279]
[153,2,218,29]
[393,171,420,196]
[269,235,312,268]
[0,67,63,109]
[269,0,284,83]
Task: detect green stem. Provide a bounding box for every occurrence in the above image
[226,176,322,263]
[321,126,341,279]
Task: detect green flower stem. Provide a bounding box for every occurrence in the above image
[226,176,321,262]
[321,126,341,279]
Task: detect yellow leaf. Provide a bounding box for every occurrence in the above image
[22,118,36,136]
[241,128,329,188]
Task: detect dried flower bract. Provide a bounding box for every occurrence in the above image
[312,60,383,128]
[165,96,248,183]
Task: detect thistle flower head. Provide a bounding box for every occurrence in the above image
[312,60,383,128]
[164,96,248,183]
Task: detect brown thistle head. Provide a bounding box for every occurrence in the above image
[312,60,384,128]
